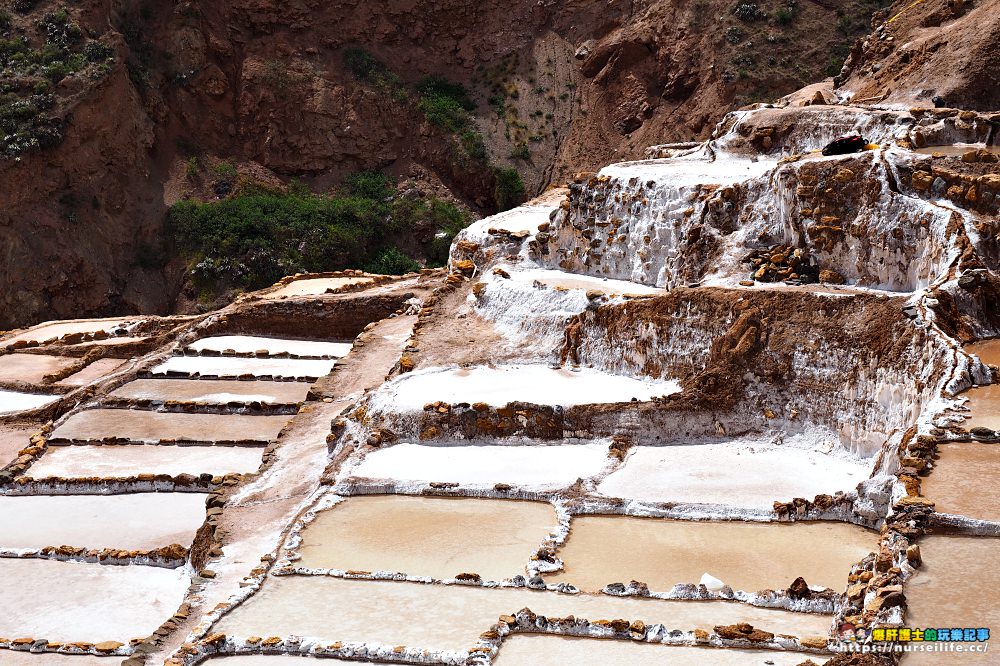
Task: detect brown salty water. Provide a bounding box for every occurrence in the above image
[50,409,291,443]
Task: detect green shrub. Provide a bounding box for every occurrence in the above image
[213,161,237,180]
[775,7,794,24]
[365,246,420,275]
[0,9,12,29]
[511,142,530,159]
[343,47,401,91]
[494,166,525,211]
[342,170,394,200]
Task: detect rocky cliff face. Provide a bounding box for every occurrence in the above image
[0,0,980,327]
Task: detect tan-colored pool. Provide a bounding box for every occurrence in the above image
[0,422,38,466]
[913,143,1000,157]
[0,558,189,643]
[267,277,373,298]
[545,516,876,593]
[960,384,1000,431]
[0,653,119,665]
[921,443,1000,521]
[214,577,833,653]
[296,496,558,581]
[904,536,1000,665]
[110,379,309,405]
[0,493,206,550]
[28,444,265,479]
[0,354,78,384]
[492,635,816,666]
[56,358,128,387]
[50,409,291,443]
[965,339,1000,367]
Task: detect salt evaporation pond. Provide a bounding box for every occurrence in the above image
[28,444,265,479]
[110,379,309,405]
[461,204,553,243]
[598,443,870,509]
[599,155,777,187]
[492,635,815,666]
[267,276,373,298]
[0,353,79,383]
[152,356,335,380]
[913,143,1000,157]
[351,442,609,487]
[296,496,557,581]
[506,267,664,296]
[50,409,290,443]
[921,443,1000,521]
[202,659,379,665]
[0,422,37,465]
[1,318,132,346]
[214,577,832,653]
[960,384,1000,431]
[0,493,206,550]
[966,338,1000,366]
[905,536,1000,665]
[57,358,127,387]
[1,653,120,665]
[379,365,678,409]
[0,390,58,414]
[187,335,352,358]
[0,558,188,643]
[546,516,875,593]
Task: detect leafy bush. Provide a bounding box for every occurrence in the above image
[725,26,745,44]
[0,8,12,29]
[342,170,393,200]
[775,7,795,25]
[213,161,237,180]
[344,47,401,91]
[365,246,420,275]
[732,2,767,21]
[494,166,525,211]
[510,142,530,159]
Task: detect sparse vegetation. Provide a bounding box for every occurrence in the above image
[343,47,403,96]
[494,166,525,211]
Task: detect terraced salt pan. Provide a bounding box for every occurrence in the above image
[965,339,1000,366]
[961,384,1000,431]
[57,358,128,386]
[296,496,558,581]
[152,356,335,380]
[50,410,291,443]
[913,143,1000,157]
[921,443,1000,521]
[377,365,678,409]
[0,353,78,384]
[0,653,119,665]
[598,155,777,187]
[0,422,37,466]
[267,276,373,298]
[905,536,1000,665]
[188,335,352,358]
[0,389,58,414]
[213,577,832,653]
[110,379,309,405]
[202,659,378,665]
[460,204,554,243]
[492,635,814,666]
[506,266,664,296]
[0,558,188,643]
[545,516,875,593]
[350,442,610,487]
[28,444,265,479]
[0,493,206,550]
[598,442,871,509]
[1,317,132,345]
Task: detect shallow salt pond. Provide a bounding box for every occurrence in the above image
[966,338,1000,366]
[960,384,1000,431]
[350,442,609,487]
[545,516,875,593]
[913,143,1000,157]
[213,577,833,653]
[110,379,309,405]
[0,653,119,664]
[201,659,378,665]
[599,155,777,187]
[0,422,38,465]
[378,365,678,409]
[267,276,373,298]
[0,558,188,643]
[507,267,664,296]
[492,635,815,666]
[187,335,352,358]
[151,356,335,380]
[296,496,557,581]
[0,389,58,414]
[50,409,291,443]
[904,536,1000,665]
[2,318,133,346]
[0,493,205,550]
[598,443,870,509]
[57,358,128,387]
[28,444,264,479]
[0,353,79,384]
[921,444,1000,521]
[462,205,553,241]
